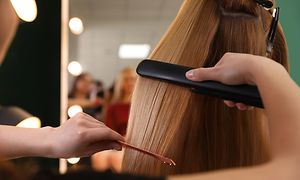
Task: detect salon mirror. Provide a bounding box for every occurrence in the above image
[64,0,182,172]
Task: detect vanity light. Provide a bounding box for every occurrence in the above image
[67,105,83,118]
[10,0,37,22]
[17,117,41,128]
[68,61,82,76]
[67,157,80,164]
[0,106,41,128]
[69,17,84,35]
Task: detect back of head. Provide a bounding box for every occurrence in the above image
[122,0,288,176]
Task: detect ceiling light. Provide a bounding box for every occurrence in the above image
[119,44,151,59]
[69,17,84,35]
[10,0,38,22]
[68,61,82,76]
[67,105,83,118]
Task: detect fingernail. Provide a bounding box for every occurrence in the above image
[186,70,194,79]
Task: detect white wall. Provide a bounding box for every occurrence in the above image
[70,20,172,87]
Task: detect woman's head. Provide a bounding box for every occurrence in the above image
[112,68,137,103]
[122,0,288,177]
[70,73,93,97]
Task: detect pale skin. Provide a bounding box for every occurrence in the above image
[0,112,124,160]
[168,53,300,180]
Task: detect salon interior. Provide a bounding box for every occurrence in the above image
[0,0,299,179]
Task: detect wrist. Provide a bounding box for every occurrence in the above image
[243,57,256,85]
[38,127,56,158]
[246,56,284,85]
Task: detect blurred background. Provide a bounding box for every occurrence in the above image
[0,0,299,176]
[69,0,182,86]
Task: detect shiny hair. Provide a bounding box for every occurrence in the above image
[122,0,288,177]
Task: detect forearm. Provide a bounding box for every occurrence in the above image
[0,126,54,160]
[0,112,124,160]
[250,59,300,158]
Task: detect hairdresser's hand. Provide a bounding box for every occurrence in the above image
[48,112,124,158]
[186,53,265,110]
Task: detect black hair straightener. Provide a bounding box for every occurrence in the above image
[137,60,264,108]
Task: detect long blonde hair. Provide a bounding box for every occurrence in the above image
[122,0,288,176]
[111,67,136,103]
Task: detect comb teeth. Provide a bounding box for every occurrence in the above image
[158,156,176,166]
[118,141,176,166]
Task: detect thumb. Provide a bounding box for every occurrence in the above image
[186,67,218,82]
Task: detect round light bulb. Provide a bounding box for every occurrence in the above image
[69,17,84,35]
[67,105,83,118]
[16,117,41,128]
[10,0,38,22]
[67,158,80,165]
[68,61,82,76]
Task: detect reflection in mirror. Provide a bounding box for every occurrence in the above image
[66,0,182,172]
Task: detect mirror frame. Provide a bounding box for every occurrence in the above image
[60,0,69,174]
